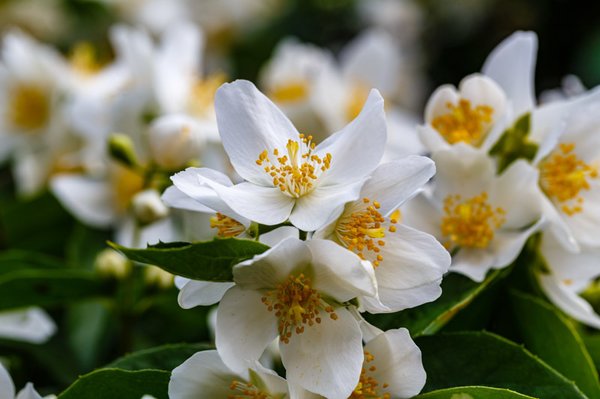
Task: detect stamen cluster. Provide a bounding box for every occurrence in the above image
[431,99,494,145]
[256,134,332,198]
[210,212,246,237]
[539,142,598,216]
[336,198,399,267]
[349,351,391,399]
[229,380,273,399]
[441,192,506,249]
[261,273,337,344]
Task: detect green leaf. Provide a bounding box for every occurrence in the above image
[583,333,600,372]
[416,331,587,399]
[415,386,538,399]
[0,269,114,310]
[0,250,63,276]
[66,224,112,270]
[490,113,538,173]
[110,238,270,282]
[510,291,600,399]
[58,369,169,399]
[366,269,507,336]
[108,343,211,371]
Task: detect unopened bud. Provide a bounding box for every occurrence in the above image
[147,114,206,170]
[95,248,131,279]
[108,133,139,168]
[131,189,169,225]
[145,265,173,289]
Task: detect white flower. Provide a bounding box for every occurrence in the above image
[168,350,289,399]
[0,308,56,344]
[528,88,600,251]
[0,362,45,399]
[314,157,450,313]
[420,31,537,153]
[131,189,170,225]
[403,145,544,282]
[537,232,600,329]
[215,237,377,398]
[0,30,73,195]
[173,80,386,231]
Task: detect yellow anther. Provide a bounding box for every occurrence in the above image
[441,192,505,249]
[256,134,332,198]
[210,213,245,238]
[539,142,598,216]
[8,83,50,131]
[349,351,391,399]
[261,274,337,344]
[229,380,274,399]
[189,72,226,117]
[431,99,494,145]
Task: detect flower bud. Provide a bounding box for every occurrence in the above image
[108,133,139,168]
[145,265,174,289]
[147,114,206,170]
[95,248,131,279]
[131,189,169,225]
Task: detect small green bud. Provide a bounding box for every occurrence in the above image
[108,133,139,168]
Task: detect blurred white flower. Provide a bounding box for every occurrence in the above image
[0,308,56,344]
[403,145,544,282]
[0,361,46,399]
[537,232,600,329]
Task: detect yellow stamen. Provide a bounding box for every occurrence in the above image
[346,84,369,121]
[261,274,337,344]
[335,198,399,267]
[441,192,505,249]
[270,80,309,103]
[229,380,273,399]
[349,351,391,399]
[210,213,246,238]
[8,83,50,131]
[539,142,598,216]
[256,134,332,198]
[431,99,494,145]
[69,42,103,75]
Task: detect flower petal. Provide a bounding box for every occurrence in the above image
[459,74,507,120]
[451,249,495,283]
[216,287,279,375]
[538,273,600,329]
[0,307,56,344]
[541,232,600,283]
[482,31,538,117]
[259,226,299,247]
[15,383,43,399]
[168,350,240,399]
[50,175,117,228]
[362,280,443,314]
[316,89,387,186]
[290,181,364,231]
[215,80,300,185]
[0,363,15,399]
[207,181,295,226]
[307,239,377,302]
[359,156,436,214]
[178,281,235,309]
[424,84,460,123]
[365,328,426,399]
[162,186,214,213]
[280,307,363,399]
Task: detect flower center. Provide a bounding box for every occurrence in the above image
[349,351,391,399]
[210,213,245,237]
[189,72,226,118]
[441,192,505,249]
[256,134,332,198]
[229,380,274,399]
[9,83,50,131]
[261,273,337,344]
[335,198,400,267]
[431,99,494,145]
[539,142,598,216]
[270,80,309,103]
[70,42,103,76]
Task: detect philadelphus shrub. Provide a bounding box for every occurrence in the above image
[2,11,600,398]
